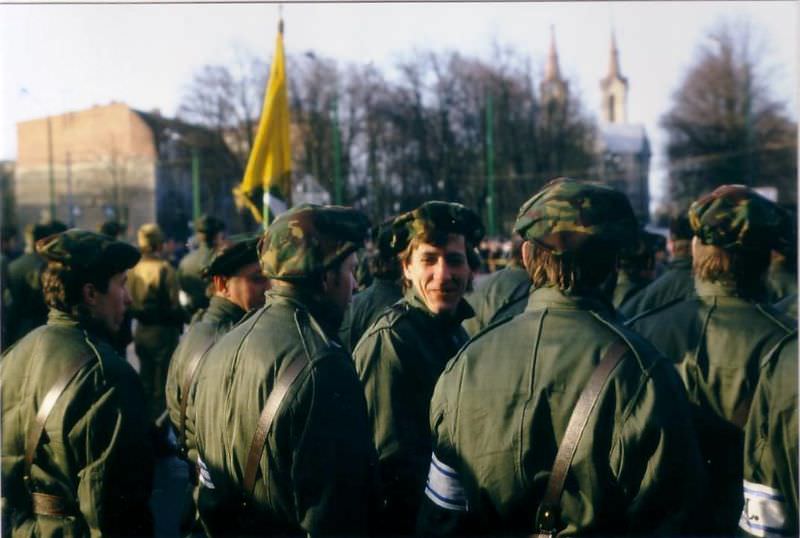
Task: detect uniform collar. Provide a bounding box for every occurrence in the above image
[693,277,766,302]
[668,256,692,270]
[266,286,342,338]
[47,308,113,342]
[403,287,475,326]
[526,285,617,317]
[207,295,246,323]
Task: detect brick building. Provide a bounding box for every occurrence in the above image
[15,102,244,242]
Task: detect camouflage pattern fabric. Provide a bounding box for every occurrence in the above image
[513,177,638,254]
[390,201,484,253]
[689,184,792,253]
[204,234,260,278]
[260,204,369,280]
[36,229,140,275]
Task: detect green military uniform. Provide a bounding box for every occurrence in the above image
[6,224,50,346]
[352,201,483,535]
[739,332,798,537]
[766,257,797,303]
[339,278,402,352]
[193,204,378,536]
[128,224,183,421]
[462,264,530,336]
[775,292,797,319]
[177,215,225,318]
[1,230,154,537]
[610,270,648,309]
[609,230,661,310]
[628,185,795,534]
[419,179,706,536]
[619,254,693,317]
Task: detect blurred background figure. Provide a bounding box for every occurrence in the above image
[98,219,127,240]
[607,229,661,310]
[177,214,225,319]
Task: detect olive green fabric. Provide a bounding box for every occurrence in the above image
[628,278,796,534]
[127,253,183,421]
[775,292,797,319]
[259,204,370,281]
[390,201,484,253]
[766,258,797,304]
[178,243,214,317]
[203,235,260,278]
[462,265,531,336]
[352,289,474,535]
[1,309,154,537]
[611,270,649,310]
[619,256,694,318]
[513,177,638,254]
[6,251,47,346]
[418,286,706,536]
[166,295,246,462]
[193,288,378,536]
[338,278,403,353]
[689,185,792,253]
[740,333,798,537]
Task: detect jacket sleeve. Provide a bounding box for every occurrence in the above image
[70,363,155,536]
[287,353,379,536]
[611,356,708,534]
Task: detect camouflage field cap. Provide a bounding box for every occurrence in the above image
[391,201,485,253]
[513,177,638,254]
[259,204,370,281]
[204,234,260,278]
[689,184,792,253]
[195,214,226,236]
[36,229,141,276]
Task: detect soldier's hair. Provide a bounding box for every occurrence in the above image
[693,240,770,296]
[524,239,616,292]
[398,230,479,291]
[42,261,113,315]
[368,250,401,280]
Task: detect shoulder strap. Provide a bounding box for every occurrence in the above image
[533,340,629,537]
[25,354,94,484]
[179,334,217,455]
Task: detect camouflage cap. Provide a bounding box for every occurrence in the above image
[194,214,225,236]
[36,229,140,276]
[391,201,485,253]
[689,184,792,253]
[204,234,260,278]
[513,177,638,254]
[259,204,370,281]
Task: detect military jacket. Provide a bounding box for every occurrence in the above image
[1,310,154,537]
[338,278,402,353]
[611,271,648,310]
[127,253,183,326]
[739,332,798,537]
[352,290,473,534]
[775,292,797,319]
[620,256,694,318]
[463,265,530,336]
[165,295,246,462]
[628,279,795,534]
[6,252,48,345]
[766,260,797,304]
[418,286,705,536]
[193,288,378,537]
[177,244,214,317]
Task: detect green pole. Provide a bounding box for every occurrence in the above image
[192,149,201,221]
[332,95,343,205]
[486,92,496,237]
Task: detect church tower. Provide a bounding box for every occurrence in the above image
[540,26,567,104]
[600,31,628,124]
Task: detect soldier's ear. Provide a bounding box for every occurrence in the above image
[81,282,100,306]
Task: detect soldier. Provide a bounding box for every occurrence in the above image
[177,215,226,318]
[164,234,268,534]
[339,217,403,353]
[418,178,705,536]
[127,223,183,421]
[1,230,154,536]
[608,229,661,310]
[620,212,694,317]
[462,236,530,336]
[628,185,795,534]
[98,219,126,240]
[193,204,378,536]
[739,331,798,538]
[352,201,483,535]
[6,221,67,346]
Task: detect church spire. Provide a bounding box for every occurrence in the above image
[544,25,561,82]
[608,30,620,79]
[600,29,628,124]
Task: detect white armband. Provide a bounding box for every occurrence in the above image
[738,479,789,537]
[424,453,468,512]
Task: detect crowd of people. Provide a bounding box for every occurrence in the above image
[0,178,797,538]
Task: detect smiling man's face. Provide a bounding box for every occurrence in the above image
[403,233,470,315]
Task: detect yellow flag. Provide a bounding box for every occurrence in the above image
[233,20,291,223]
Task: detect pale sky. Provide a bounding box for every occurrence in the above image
[1,1,797,210]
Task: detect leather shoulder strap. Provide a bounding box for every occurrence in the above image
[179,334,217,454]
[25,354,94,483]
[242,353,309,498]
[533,340,629,537]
